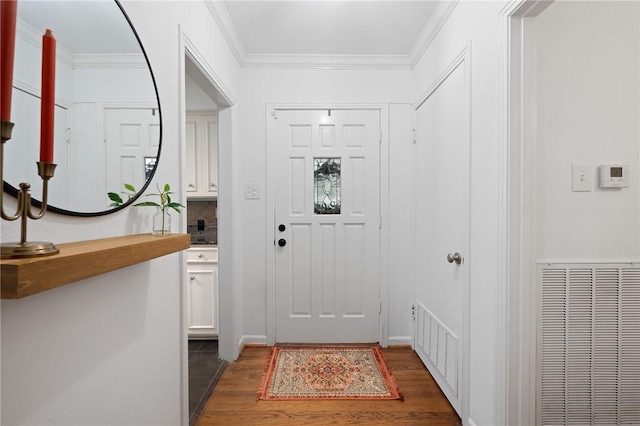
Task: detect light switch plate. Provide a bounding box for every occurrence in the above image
[572,164,591,192]
[244,184,261,199]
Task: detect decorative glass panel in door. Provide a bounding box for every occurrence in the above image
[314,158,341,214]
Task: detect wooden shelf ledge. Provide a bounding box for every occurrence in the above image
[1,234,190,299]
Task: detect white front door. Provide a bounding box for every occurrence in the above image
[413,52,470,416]
[105,108,160,202]
[274,109,381,343]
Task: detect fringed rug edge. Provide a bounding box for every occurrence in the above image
[256,345,404,401]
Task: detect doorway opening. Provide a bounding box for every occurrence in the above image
[180,31,237,425]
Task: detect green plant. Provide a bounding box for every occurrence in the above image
[107,183,137,207]
[108,183,184,213]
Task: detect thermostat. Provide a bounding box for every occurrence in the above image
[599,164,628,188]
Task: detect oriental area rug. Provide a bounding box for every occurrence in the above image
[256,346,403,401]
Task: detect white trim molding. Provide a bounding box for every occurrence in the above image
[500,2,554,426]
[204,0,458,70]
[204,0,247,67]
[73,54,148,70]
[239,335,268,349]
[388,336,413,347]
[409,0,459,69]
[17,19,74,67]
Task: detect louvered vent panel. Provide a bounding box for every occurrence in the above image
[620,268,640,424]
[540,268,567,426]
[539,264,640,426]
[415,302,458,396]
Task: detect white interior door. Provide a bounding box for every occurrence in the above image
[413,54,470,416]
[274,109,381,343]
[105,108,160,203]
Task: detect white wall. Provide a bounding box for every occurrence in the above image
[412,1,507,425]
[0,1,241,424]
[238,68,414,342]
[185,75,217,110]
[535,0,640,262]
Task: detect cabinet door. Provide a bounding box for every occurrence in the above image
[187,264,218,337]
[185,118,199,194]
[186,112,217,198]
[205,116,218,196]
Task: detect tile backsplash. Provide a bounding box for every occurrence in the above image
[187,200,217,245]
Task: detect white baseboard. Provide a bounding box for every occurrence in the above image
[238,335,267,352]
[467,417,477,426]
[387,336,412,347]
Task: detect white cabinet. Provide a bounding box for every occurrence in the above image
[187,248,218,337]
[186,111,218,198]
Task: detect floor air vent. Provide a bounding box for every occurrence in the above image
[538,264,640,425]
[415,301,458,396]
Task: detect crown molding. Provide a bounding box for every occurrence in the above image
[73,54,147,69]
[242,53,412,70]
[205,0,247,66]
[17,19,74,68]
[205,0,458,71]
[409,0,459,69]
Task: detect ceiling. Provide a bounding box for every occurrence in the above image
[17,1,140,55]
[216,0,445,68]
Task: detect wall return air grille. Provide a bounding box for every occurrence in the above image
[538,264,640,425]
[415,301,458,396]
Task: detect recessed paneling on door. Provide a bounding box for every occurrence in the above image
[274,109,381,343]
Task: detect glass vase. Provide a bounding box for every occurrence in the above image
[152,207,171,236]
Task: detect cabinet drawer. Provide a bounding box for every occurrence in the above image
[187,248,218,263]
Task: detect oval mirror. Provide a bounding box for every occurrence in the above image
[3,0,161,216]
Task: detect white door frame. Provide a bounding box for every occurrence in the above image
[498,2,552,425]
[179,27,238,426]
[266,103,390,347]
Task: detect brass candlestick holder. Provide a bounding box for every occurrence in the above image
[1,120,59,259]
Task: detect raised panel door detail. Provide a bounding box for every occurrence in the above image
[348,157,365,215]
[344,223,365,316]
[319,223,337,317]
[187,264,218,337]
[344,124,365,148]
[106,109,160,206]
[290,157,306,215]
[185,120,198,193]
[320,125,335,148]
[290,124,311,148]
[291,224,312,316]
[206,119,218,194]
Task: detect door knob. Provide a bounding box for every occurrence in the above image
[278,239,287,247]
[278,224,286,232]
[447,252,462,264]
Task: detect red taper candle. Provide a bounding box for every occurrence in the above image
[1,0,18,122]
[40,29,56,163]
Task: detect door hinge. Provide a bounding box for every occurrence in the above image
[412,126,417,144]
[379,300,382,314]
[379,215,382,229]
[272,110,278,119]
[411,305,416,320]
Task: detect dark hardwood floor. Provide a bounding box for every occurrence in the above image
[189,340,227,426]
[195,346,461,425]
